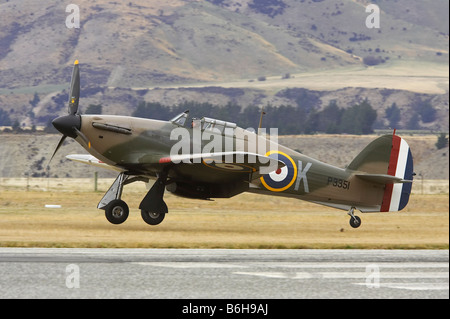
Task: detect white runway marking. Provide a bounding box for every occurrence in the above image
[240,262,448,269]
[233,262,449,291]
[233,271,449,279]
[133,262,246,268]
[134,262,448,269]
[353,283,449,291]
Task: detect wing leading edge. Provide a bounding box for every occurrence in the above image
[66,154,123,172]
[66,151,284,183]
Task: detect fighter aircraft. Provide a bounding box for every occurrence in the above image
[50,61,414,228]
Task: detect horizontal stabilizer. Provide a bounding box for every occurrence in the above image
[355,173,413,184]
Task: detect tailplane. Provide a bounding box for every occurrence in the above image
[348,133,414,212]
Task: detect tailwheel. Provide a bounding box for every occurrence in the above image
[347,206,362,228]
[105,199,129,225]
[141,210,165,225]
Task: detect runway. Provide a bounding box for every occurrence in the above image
[0,248,448,299]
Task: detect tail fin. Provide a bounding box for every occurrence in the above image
[348,133,414,212]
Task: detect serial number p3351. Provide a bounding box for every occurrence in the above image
[327,177,350,190]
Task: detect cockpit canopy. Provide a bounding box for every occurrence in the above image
[171,110,237,136]
[200,117,237,134]
[170,110,189,126]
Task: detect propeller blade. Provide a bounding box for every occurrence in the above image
[74,127,91,148]
[68,60,80,115]
[48,135,67,166]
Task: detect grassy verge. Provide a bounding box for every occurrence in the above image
[0,185,448,249]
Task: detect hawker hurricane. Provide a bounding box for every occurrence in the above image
[51,61,414,228]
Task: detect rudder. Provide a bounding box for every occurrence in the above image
[347,133,414,212]
[380,134,414,212]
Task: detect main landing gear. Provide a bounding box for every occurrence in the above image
[98,172,168,226]
[347,207,361,228]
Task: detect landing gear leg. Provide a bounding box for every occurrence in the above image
[140,172,168,226]
[98,172,128,224]
[347,207,361,228]
[98,172,148,225]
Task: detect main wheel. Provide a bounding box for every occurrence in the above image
[141,210,165,225]
[349,215,361,228]
[105,199,129,225]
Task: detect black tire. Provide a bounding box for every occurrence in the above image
[141,210,165,225]
[349,215,361,228]
[105,199,129,225]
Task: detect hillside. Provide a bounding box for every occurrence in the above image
[2,85,447,132]
[0,0,448,88]
[0,0,448,131]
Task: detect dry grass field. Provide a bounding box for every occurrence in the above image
[0,178,448,249]
[183,61,449,95]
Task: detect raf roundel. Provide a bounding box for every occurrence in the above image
[260,151,297,192]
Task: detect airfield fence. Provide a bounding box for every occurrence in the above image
[0,177,448,195]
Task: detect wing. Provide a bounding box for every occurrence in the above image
[66,151,284,199]
[66,154,124,172]
[160,151,283,180]
[159,151,285,199]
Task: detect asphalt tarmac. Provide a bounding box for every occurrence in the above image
[0,248,448,300]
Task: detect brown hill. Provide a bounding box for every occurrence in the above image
[0,0,448,133]
[0,0,448,88]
